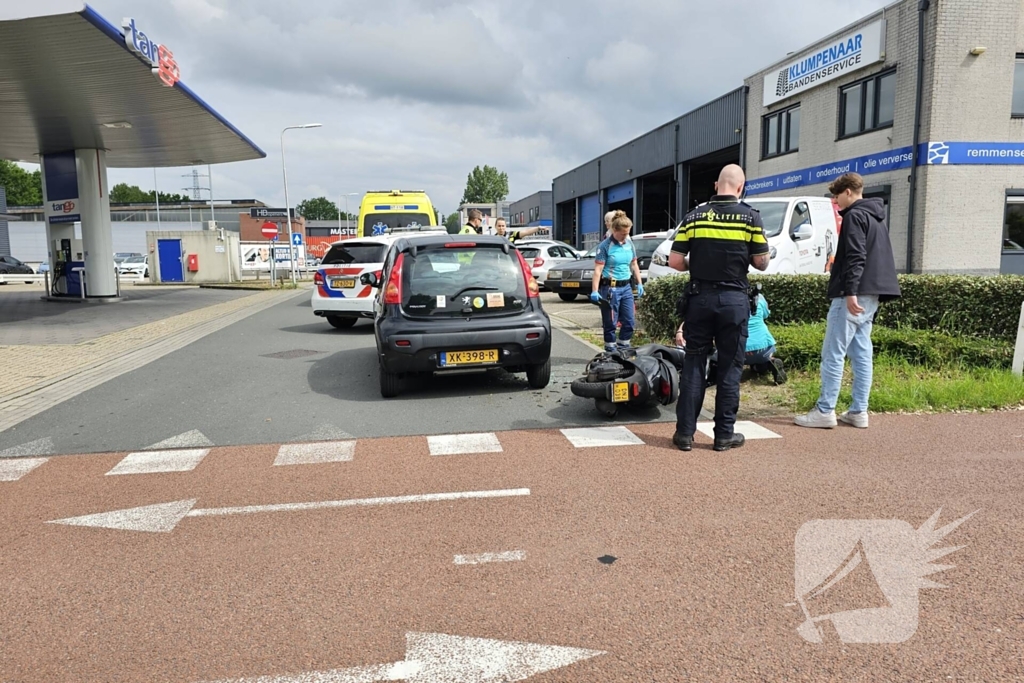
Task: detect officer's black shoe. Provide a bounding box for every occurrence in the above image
[770,357,787,385]
[672,432,693,451]
[713,433,745,452]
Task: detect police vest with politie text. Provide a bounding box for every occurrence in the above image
[671,197,769,288]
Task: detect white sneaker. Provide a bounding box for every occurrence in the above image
[794,409,837,429]
[839,411,869,428]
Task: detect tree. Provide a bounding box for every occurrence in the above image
[460,165,509,205]
[0,160,43,206]
[109,182,188,204]
[297,196,341,221]
[443,212,462,233]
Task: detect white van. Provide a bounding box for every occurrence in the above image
[647,196,841,281]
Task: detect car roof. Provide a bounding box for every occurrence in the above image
[393,233,514,251]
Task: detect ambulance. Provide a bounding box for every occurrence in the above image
[357,190,438,237]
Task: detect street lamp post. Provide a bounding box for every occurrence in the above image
[281,123,322,284]
[339,192,359,234]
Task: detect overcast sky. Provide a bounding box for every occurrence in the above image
[28,0,889,215]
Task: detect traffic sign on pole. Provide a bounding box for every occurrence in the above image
[261,221,279,240]
[291,232,303,246]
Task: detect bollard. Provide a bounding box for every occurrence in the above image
[44,271,50,298]
[1013,300,1024,377]
[115,269,121,297]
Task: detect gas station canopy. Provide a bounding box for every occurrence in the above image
[0,2,266,167]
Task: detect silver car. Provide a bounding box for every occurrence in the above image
[514,239,583,290]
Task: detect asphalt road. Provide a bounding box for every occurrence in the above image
[0,291,675,456]
[1,413,1021,682]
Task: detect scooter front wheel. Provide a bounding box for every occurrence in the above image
[571,378,609,399]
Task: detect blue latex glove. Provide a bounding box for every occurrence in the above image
[636,283,645,298]
[590,291,601,303]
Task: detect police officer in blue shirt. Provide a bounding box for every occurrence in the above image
[590,210,644,352]
[668,165,771,452]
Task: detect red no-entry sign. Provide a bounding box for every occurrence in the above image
[261,221,279,239]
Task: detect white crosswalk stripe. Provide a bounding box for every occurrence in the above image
[274,441,355,466]
[428,433,503,456]
[105,449,211,476]
[696,421,781,440]
[0,457,48,482]
[560,426,645,448]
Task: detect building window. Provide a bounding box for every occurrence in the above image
[839,69,896,138]
[1005,197,1024,251]
[762,104,800,158]
[1013,55,1024,117]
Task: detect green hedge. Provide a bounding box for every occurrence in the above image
[638,273,1024,343]
[771,324,1016,371]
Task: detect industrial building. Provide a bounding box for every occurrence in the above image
[553,0,1024,274]
[509,191,553,229]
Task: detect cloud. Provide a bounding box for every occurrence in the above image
[52,0,893,213]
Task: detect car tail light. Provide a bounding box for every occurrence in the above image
[527,332,540,340]
[514,249,540,298]
[445,242,476,248]
[532,257,544,268]
[396,340,411,347]
[383,253,404,305]
[633,384,640,397]
[313,271,324,285]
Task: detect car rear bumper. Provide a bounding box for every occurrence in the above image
[376,314,552,374]
[311,290,375,317]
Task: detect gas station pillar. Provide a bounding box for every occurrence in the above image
[41,149,117,297]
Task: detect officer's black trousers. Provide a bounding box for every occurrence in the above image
[675,288,749,440]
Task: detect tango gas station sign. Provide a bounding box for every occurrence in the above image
[122,17,180,87]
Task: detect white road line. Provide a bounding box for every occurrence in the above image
[145,430,214,450]
[49,488,532,533]
[105,448,210,476]
[274,441,355,466]
[454,550,526,565]
[0,457,48,482]
[560,426,645,448]
[188,488,531,518]
[697,420,782,440]
[0,437,55,458]
[297,424,356,441]
[428,432,503,456]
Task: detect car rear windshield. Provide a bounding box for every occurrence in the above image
[362,213,432,236]
[633,239,661,258]
[322,243,387,265]
[517,247,541,259]
[401,246,528,317]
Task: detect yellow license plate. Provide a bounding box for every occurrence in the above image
[562,281,580,288]
[331,278,356,289]
[442,349,499,367]
[612,382,629,403]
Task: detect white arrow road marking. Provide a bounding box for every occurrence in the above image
[697,420,781,440]
[298,424,356,441]
[105,448,211,476]
[560,426,645,449]
[199,631,605,682]
[0,437,55,458]
[428,433,502,456]
[145,430,215,450]
[0,457,49,482]
[454,550,526,565]
[274,441,355,466]
[48,488,531,533]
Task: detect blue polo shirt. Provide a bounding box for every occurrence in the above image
[595,236,636,281]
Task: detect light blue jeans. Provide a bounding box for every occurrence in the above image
[816,295,880,414]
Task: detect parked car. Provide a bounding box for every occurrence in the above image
[513,239,583,289]
[543,231,668,301]
[312,228,447,329]
[647,197,841,281]
[117,255,149,278]
[113,252,142,265]
[361,232,552,398]
[0,255,36,284]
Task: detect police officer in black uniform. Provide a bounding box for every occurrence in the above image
[668,164,771,452]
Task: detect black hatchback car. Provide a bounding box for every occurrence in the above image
[360,233,552,398]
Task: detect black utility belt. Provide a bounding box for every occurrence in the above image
[690,279,747,291]
[600,276,637,287]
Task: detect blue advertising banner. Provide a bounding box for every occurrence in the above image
[42,151,81,224]
[745,142,1024,197]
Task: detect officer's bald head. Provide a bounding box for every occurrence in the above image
[715,164,746,197]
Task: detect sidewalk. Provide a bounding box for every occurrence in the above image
[0,288,303,432]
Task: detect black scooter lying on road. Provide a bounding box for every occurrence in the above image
[569,296,713,418]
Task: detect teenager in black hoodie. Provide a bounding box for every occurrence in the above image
[795,173,901,430]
